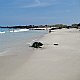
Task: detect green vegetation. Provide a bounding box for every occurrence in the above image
[0,23,80,29]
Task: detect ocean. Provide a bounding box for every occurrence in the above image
[0,28,47,55]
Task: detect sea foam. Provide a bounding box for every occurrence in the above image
[0,31,5,34]
[9,29,29,33]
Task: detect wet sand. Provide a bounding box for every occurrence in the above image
[0,28,80,80]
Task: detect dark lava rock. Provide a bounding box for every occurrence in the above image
[31,42,43,48]
[54,43,59,45]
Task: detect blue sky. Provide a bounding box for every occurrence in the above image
[0,0,80,26]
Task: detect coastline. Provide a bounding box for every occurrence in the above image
[0,30,48,80]
[0,28,80,80]
[0,29,47,55]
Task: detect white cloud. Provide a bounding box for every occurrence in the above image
[22,0,51,8]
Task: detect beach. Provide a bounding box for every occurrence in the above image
[0,28,80,80]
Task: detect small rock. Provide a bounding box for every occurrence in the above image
[54,43,59,45]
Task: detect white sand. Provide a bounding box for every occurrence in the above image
[0,28,80,80]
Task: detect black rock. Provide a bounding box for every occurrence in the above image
[31,42,43,48]
[54,43,59,45]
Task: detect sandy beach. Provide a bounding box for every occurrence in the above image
[0,28,80,80]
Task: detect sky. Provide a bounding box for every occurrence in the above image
[0,0,80,26]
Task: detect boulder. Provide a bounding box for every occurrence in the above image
[31,42,43,48]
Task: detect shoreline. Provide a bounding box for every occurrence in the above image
[0,28,80,80]
[0,30,48,80]
[0,30,47,55]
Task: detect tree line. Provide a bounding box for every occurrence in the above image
[0,23,80,29]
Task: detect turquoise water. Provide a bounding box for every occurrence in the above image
[0,28,47,54]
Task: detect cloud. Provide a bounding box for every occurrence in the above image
[22,0,51,8]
